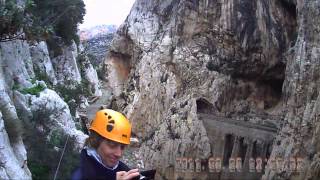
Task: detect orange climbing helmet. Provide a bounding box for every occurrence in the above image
[90,109,132,145]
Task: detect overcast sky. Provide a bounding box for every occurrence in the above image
[79,0,135,29]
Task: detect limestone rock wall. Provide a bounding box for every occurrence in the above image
[263,0,320,179]
[30,41,58,86]
[0,36,100,178]
[0,87,31,179]
[104,0,320,179]
[0,40,33,90]
[51,41,82,86]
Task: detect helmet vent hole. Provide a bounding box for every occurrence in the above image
[109,120,115,124]
[104,113,108,116]
[108,115,112,119]
[107,124,114,132]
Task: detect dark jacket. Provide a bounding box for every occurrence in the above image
[71,149,130,180]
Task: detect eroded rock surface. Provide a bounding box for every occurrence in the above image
[104,0,319,179]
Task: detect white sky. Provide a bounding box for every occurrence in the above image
[79,0,135,29]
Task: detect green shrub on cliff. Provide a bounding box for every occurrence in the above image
[0,0,85,44]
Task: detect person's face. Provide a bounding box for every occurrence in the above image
[97,139,127,167]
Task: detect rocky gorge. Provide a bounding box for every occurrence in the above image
[105,0,320,179]
[0,37,102,179]
[1,0,320,180]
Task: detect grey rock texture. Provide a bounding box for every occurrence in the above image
[0,112,31,180]
[29,89,87,147]
[0,36,100,178]
[263,0,320,179]
[0,40,33,90]
[30,41,57,85]
[78,53,102,97]
[0,89,32,180]
[104,0,320,179]
[51,41,82,87]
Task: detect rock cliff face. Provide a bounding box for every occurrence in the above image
[264,0,320,179]
[30,42,58,86]
[0,37,101,179]
[51,41,82,86]
[106,0,319,179]
[0,89,31,179]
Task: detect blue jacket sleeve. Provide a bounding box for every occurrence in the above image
[71,168,82,180]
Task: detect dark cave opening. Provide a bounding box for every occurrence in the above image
[196,98,214,114]
[223,134,235,167]
[278,0,298,47]
[260,78,284,98]
[260,61,285,98]
[255,61,285,110]
[279,0,297,20]
[238,137,247,164]
[252,141,258,159]
[266,143,272,159]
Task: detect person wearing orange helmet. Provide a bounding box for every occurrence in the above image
[72,109,140,180]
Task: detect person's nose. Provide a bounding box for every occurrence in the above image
[114,146,123,158]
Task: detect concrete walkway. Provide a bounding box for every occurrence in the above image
[83,82,113,121]
[199,113,278,142]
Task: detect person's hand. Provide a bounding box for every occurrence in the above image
[116,169,139,180]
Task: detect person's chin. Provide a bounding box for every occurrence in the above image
[108,159,118,167]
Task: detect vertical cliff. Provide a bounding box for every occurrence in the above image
[0,0,104,178]
[264,0,320,179]
[0,38,91,179]
[105,0,318,179]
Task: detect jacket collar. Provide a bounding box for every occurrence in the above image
[85,147,119,170]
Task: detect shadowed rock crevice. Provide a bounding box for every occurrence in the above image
[278,0,297,42]
[238,137,247,163]
[196,98,214,114]
[257,78,284,110]
[203,77,284,118]
[223,134,234,167]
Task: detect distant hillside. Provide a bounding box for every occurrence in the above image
[79,25,117,40]
[82,33,114,68]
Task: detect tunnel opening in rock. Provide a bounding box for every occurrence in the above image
[238,137,247,164]
[196,98,214,114]
[223,134,234,167]
[257,142,264,158]
[252,141,258,159]
[258,76,284,110]
[252,141,267,160]
[266,143,272,159]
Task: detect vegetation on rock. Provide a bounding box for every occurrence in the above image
[0,0,85,45]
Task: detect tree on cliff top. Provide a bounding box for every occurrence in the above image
[0,0,85,45]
